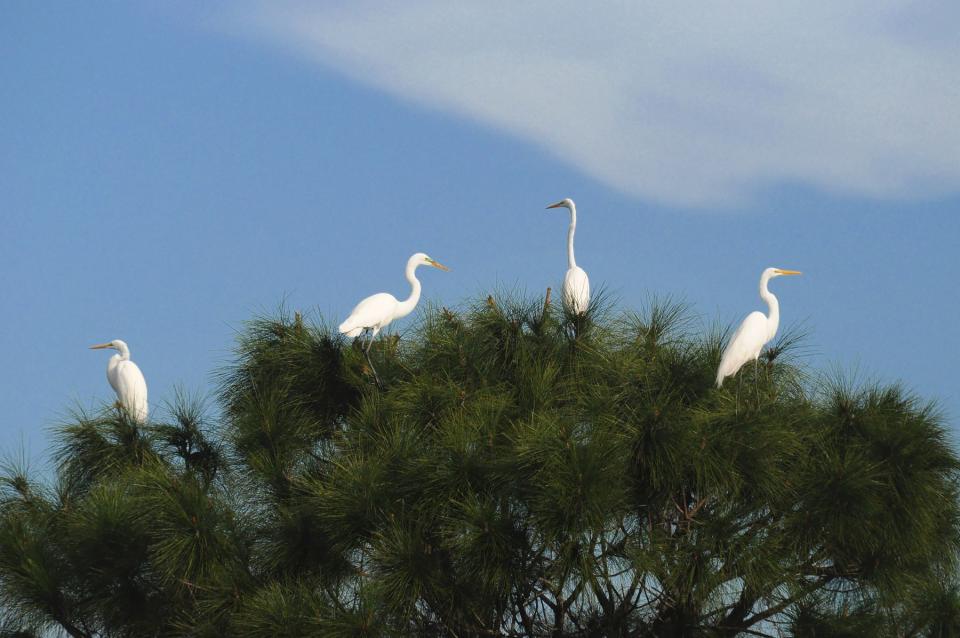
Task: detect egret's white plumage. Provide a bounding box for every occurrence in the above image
[340,293,397,339]
[90,339,148,423]
[716,268,802,388]
[546,198,590,314]
[339,253,448,383]
[338,253,449,340]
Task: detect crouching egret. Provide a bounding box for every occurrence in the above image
[89,339,148,423]
[716,268,802,398]
[546,198,590,315]
[339,252,449,385]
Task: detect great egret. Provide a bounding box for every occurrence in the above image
[716,268,802,391]
[339,252,449,384]
[546,198,590,315]
[89,339,148,423]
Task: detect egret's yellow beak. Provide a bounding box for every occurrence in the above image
[428,259,450,271]
[546,201,565,209]
[775,269,802,276]
[89,343,112,350]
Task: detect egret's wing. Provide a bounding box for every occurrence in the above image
[114,360,148,422]
[563,267,590,314]
[106,361,122,398]
[339,293,398,334]
[717,311,767,386]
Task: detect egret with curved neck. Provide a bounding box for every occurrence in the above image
[716,267,802,390]
[339,252,449,385]
[89,339,149,423]
[546,198,590,315]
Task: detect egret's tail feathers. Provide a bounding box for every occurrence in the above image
[338,320,363,338]
[715,370,725,388]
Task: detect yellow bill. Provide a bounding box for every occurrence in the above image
[427,258,450,271]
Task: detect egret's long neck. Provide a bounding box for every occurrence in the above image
[395,261,422,319]
[759,274,780,340]
[116,343,130,361]
[566,203,577,269]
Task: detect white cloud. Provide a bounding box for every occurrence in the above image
[224,1,960,208]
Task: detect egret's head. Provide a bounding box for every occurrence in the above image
[764,267,802,279]
[411,252,450,271]
[546,198,575,211]
[89,339,127,352]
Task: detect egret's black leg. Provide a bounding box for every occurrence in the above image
[755,358,760,405]
[735,370,743,416]
[364,329,382,389]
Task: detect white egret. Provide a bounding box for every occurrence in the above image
[716,268,802,392]
[546,198,590,315]
[339,252,449,384]
[89,339,148,423]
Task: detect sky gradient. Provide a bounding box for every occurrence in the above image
[2,2,958,469]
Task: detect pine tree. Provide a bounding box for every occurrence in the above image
[1,294,958,637]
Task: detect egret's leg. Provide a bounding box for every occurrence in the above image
[364,328,383,388]
[363,328,374,354]
[755,358,760,405]
[735,370,743,416]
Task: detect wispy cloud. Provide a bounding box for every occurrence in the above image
[223,1,960,208]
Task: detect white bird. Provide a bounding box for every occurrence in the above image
[89,339,148,423]
[339,252,449,384]
[546,198,590,315]
[716,268,802,389]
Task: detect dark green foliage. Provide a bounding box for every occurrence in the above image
[1,294,957,636]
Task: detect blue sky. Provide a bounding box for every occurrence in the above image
[2,2,958,467]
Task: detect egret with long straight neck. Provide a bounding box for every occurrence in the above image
[546,198,590,315]
[339,252,449,386]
